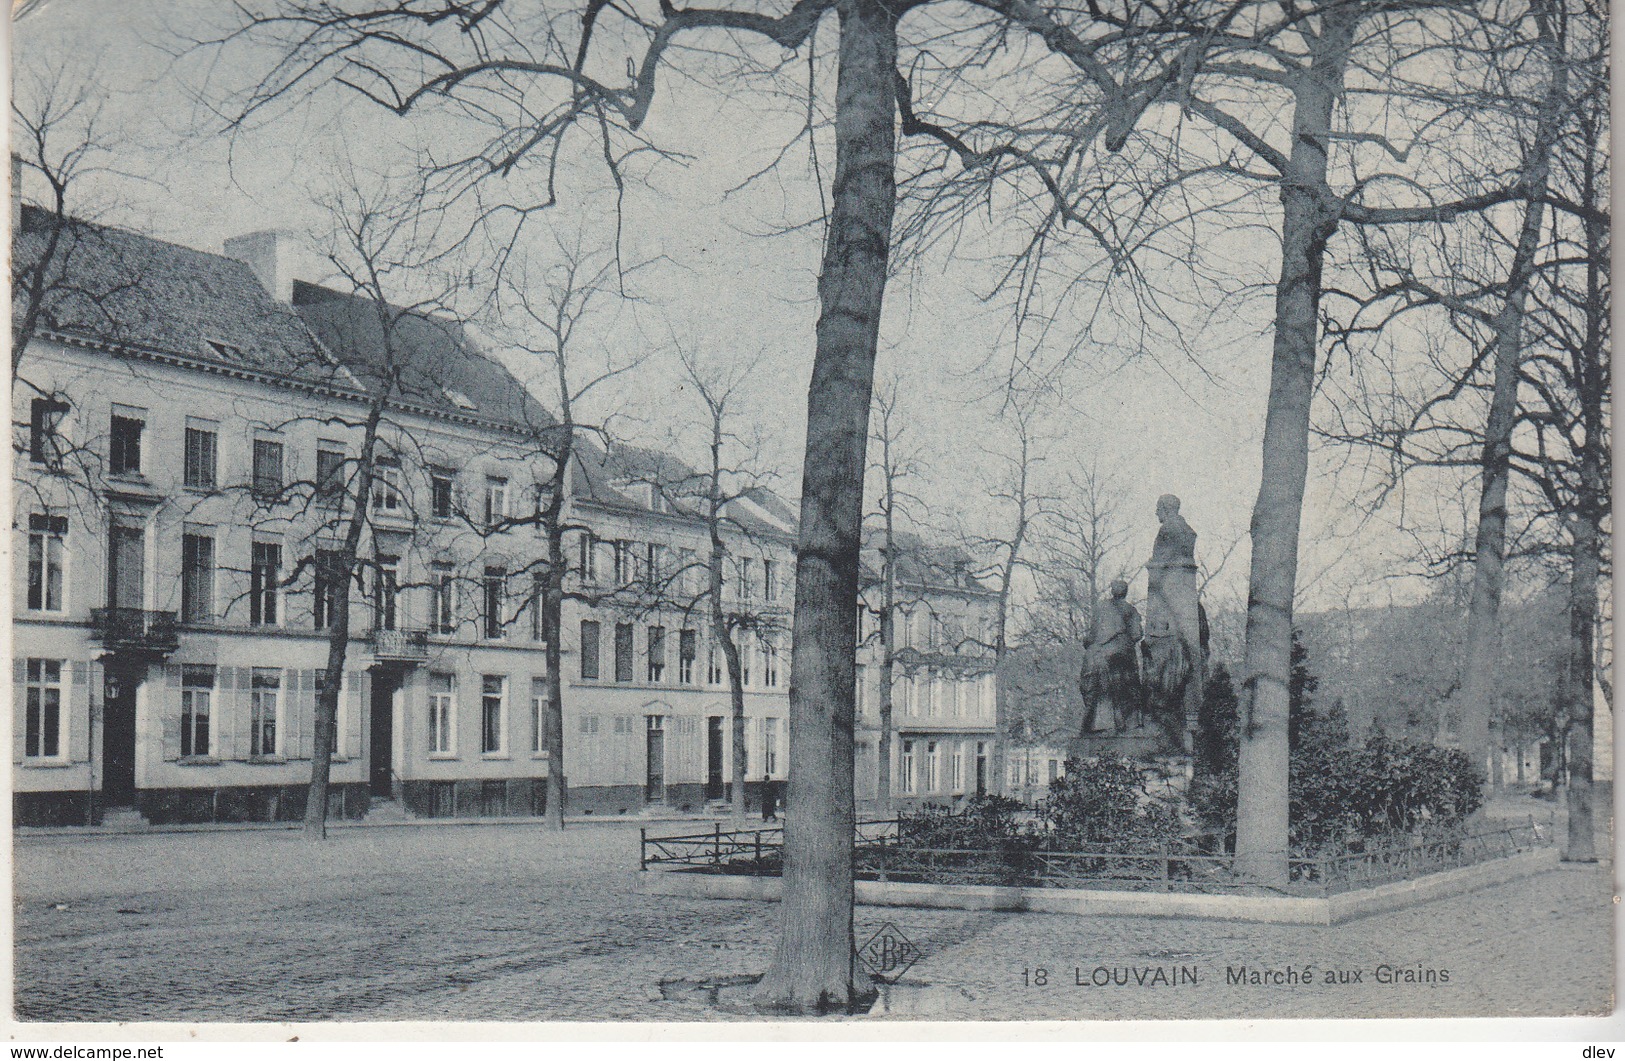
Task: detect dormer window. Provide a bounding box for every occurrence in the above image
[205,339,245,362]
[442,387,476,410]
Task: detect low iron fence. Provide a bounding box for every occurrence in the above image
[640,818,1551,898]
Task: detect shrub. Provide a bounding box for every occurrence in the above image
[1044,754,1184,849]
[897,794,1034,851]
[1190,717,1485,853]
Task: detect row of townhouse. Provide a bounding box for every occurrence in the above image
[11,207,795,825]
[854,533,1003,813]
[11,205,998,826]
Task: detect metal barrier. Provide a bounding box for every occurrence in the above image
[640,817,1553,896]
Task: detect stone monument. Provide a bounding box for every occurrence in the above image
[1072,494,1206,764]
[1142,494,1206,753]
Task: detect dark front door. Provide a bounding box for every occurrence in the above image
[705,717,724,801]
[645,716,665,803]
[369,670,395,797]
[108,524,145,611]
[102,667,138,805]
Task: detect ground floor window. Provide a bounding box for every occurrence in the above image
[181,665,215,758]
[23,658,63,759]
[428,672,455,755]
[250,668,280,757]
[950,742,964,792]
[481,674,506,754]
[531,676,548,754]
[900,739,916,795]
[924,740,940,792]
[763,717,779,778]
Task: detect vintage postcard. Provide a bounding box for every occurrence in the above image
[7,0,1615,1040]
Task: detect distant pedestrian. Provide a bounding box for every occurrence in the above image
[761,776,777,821]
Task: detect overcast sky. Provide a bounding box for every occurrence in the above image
[10,0,1469,622]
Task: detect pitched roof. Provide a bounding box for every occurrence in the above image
[571,439,795,539]
[861,527,992,593]
[291,281,556,436]
[14,204,332,379]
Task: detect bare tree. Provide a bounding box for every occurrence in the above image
[860,378,929,817]
[488,234,647,831]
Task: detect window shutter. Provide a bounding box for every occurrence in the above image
[299,670,316,761]
[347,672,365,767]
[284,669,304,760]
[215,666,236,761]
[161,664,182,762]
[69,661,90,763]
[13,659,26,764]
[234,666,253,760]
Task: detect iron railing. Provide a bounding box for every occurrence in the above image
[372,628,430,661]
[90,608,180,656]
[640,818,1552,898]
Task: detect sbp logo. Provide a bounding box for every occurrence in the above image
[857,923,921,984]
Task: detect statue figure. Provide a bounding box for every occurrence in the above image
[1078,579,1143,735]
[1142,494,1206,749]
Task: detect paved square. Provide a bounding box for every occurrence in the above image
[12,822,1612,1022]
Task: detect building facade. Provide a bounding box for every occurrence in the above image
[12,208,797,825]
[855,535,1002,814]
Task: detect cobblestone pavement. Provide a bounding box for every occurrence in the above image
[13,823,1614,1024]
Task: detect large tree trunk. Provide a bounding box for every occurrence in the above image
[305,402,385,840]
[1458,14,1565,799]
[1233,6,1356,885]
[755,0,896,1015]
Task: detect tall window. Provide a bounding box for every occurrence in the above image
[579,620,601,680]
[530,572,545,641]
[646,625,666,682]
[678,629,697,684]
[644,542,665,590]
[109,410,144,475]
[951,743,965,792]
[707,643,723,685]
[183,422,218,490]
[924,740,940,793]
[614,623,634,682]
[29,397,67,465]
[484,476,508,529]
[315,447,345,506]
[371,457,402,512]
[375,555,400,630]
[763,634,780,688]
[428,672,455,755]
[739,557,756,599]
[764,717,780,777]
[612,540,633,585]
[740,639,752,687]
[763,559,779,601]
[250,542,281,625]
[23,659,62,759]
[854,664,867,714]
[926,672,941,717]
[483,566,506,639]
[481,674,506,754]
[251,437,284,498]
[181,531,215,623]
[531,676,548,755]
[900,739,916,795]
[27,514,66,613]
[431,469,455,519]
[250,668,280,757]
[431,563,455,635]
[181,665,214,758]
[577,533,598,582]
[314,669,347,758]
[313,549,342,630]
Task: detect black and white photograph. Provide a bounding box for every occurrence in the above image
[6,0,1615,1036]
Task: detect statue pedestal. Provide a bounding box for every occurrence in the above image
[1069,723,1188,763]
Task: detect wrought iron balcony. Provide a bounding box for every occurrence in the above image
[372,627,430,663]
[90,608,180,658]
